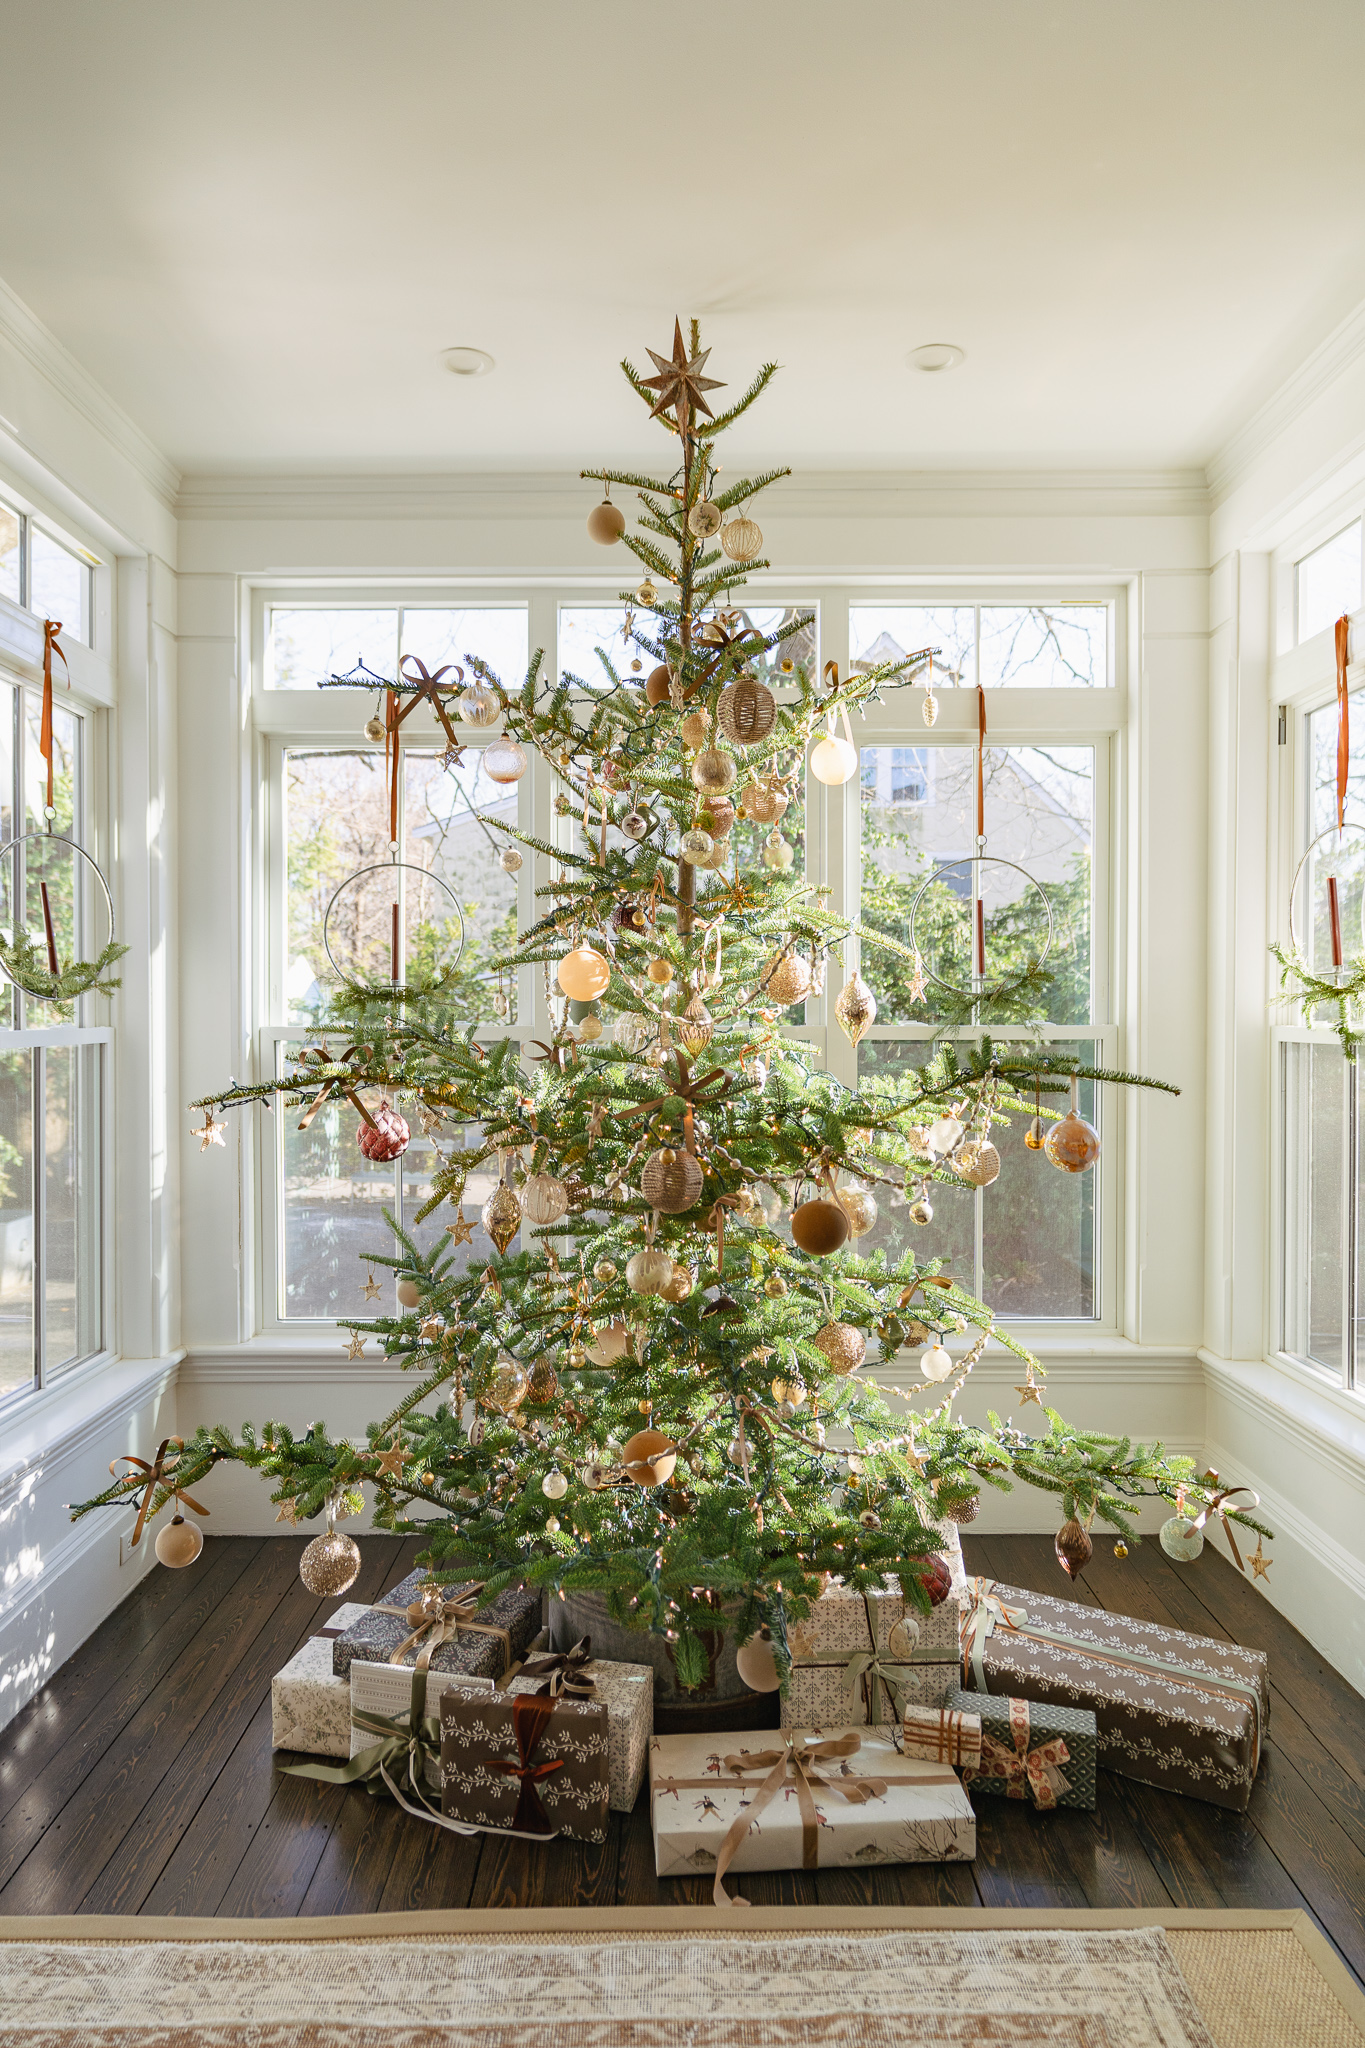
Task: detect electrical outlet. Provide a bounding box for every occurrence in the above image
[119,1534,130,1568]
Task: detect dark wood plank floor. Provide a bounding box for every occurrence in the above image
[1,1531,1361,1983]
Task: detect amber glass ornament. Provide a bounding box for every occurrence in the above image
[358,1101,409,1161]
[691,747,736,795]
[520,1171,569,1227]
[834,969,877,1047]
[528,1355,560,1403]
[1045,1078,1100,1174]
[1025,1116,1047,1150]
[646,957,673,985]
[771,1376,805,1408]
[557,944,611,1000]
[662,1262,695,1302]
[790,1195,850,1256]
[763,949,811,1007]
[642,1145,704,1213]
[621,1429,677,1486]
[811,1321,867,1374]
[1054,1516,1094,1580]
[645,664,675,705]
[717,677,777,747]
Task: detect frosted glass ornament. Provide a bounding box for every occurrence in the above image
[1159,1515,1204,1562]
[809,732,857,785]
[921,1344,955,1382]
[557,944,611,1000]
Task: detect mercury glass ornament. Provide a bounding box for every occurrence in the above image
[691,747,736,795]
[626,1246,673,1296]
[920,1343,955,1382]
[480,1180,522,1254]
[763,949,811,1007]
[364,715,387,743]
[838,1184,879,1237]
[1159,1514,1204,1562]
[761,832,794,872]
[458,682,501,728]
[811,1321,867,1374]
[520,1171,569,1227]
[486,1358,530,1412]
[482,735,528,784]
[557,943,611,1000]
[908,1193,934,1225]
[499,847,523,874]
[720,512,764,564]
[575,1013,602,1044]
[763,1273,789,1297]
[677,993,714,1055]
[834,970,877,1047]
[957,1141,1001,1187]
[642,1145,704,1213]
[662,1262,695,1302]
[727,1435,754,1466]
[637,578,657,604]
[858,1509,882,1531]
[541,1467,569,1500]
[622,1428,678,1485]
[155,1514,204,1568]
[1055,1516,1094,1580]
[790,1194,850,1256]
[592,1258,618,1284]
[679,827,713,864]
[717,676,776,746]
[300,1528,362,1596]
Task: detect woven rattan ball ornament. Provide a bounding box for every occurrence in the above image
[482,736,528,785]
[557,944,610,1000]
[791,1194,850,1256]
[1055,1517,1094,1581]
[679,710,711,750]
[687,499,723,538]
[691,747,736,796]
[720,512,764,564]
[646,664,675,706]
[740,780,781,825]
[735,1631,781,1691]
[838,1184,878,1238]
[520,1172,569,1227]
[626,1246,673,1296]
[834,970,877,1048]
[587,495,626,544]
[717,677,777,747]
[358,1101,409,1161]
[763,950,811,1007]
[587,1319,631,1366]
[300,1529,362,1597]
[621,1429,677,1486]
[662,1261,694,1302]
[458,682,501,728]
[642,1145,704,1213]
[155,1514,203,1568]
[811,1320,867,1374]
[480,1182,521,1254]
[956,1142,1001,1188]
[364,715,386,743]
[1159,1514,1204,1562]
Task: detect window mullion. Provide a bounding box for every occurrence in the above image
[32,1043,44,1389]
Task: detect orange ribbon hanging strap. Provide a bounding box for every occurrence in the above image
[977,682,987,843]
[1336,614,1351,832]
[41,621,69,823]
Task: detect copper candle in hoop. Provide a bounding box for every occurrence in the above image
[39,882,57,975]
[974,898,986,978]
[391,901,399,983]
[1328,873,1345,968]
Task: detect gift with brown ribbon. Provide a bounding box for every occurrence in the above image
[441,1685,610,1843]
[902,1700,982,1772]
[329,1569,540,1681]
[951,1688,1092,1809]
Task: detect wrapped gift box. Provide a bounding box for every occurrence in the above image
[330,1569,540,1681]
[350,1662,496,1787]
[504,1645,652,1812]
[948,1686,1097,1809]
[649,1724,974,1890]
[440,1688,610,1843]
[782,1575,961,1728]
[271,1603,370,1757]
[960,1577,1269,1811]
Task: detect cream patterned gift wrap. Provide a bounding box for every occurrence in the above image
[271,1603,370,1757]
[781,1576,962,1728]
[649,1725,975,1902]
[960,1576,1269,1811]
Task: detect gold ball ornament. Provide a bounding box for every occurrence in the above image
[396,1277,421,1307]
[457,682,501,728]
[155,1514,203,1569]
[557,944,611,1000]
[838,1184,879,1238]
[811,1320,867,1374]
[809,732,858,786]
[300,1529,362,1596]
[593,1258,618,1283]
[720,513,764,564]
[586,1319,631,1366]
[771,1376,805,1407]
[480,1182,522,1255]
[834,971,878,1048]
[687,499,723,538]
[763,950,811,1008]
[574,1013,602,1044]
[717,677,777,747]
[364,715,386,743]
[1113,1540,1129,1559]
[646,957,673,985]
[734,1632,782,1692]
[625,1247,673,1296]
[956,1142,1001,1188]
[520,1172,569,1227]
[679,827,713,864]
[764,1274,789,1298]
[587,496,626,544]
[691,747,736,796]
[499,846,523,874]
[642,1145,704,1214]
[482,735,529,785]
[661,1262,695,1302]
[486,1359,530,1412]
[920,1344,955,1382]
[791,1195,851,1257]
[1045,1110,1101,1174]
[621,1428,677,1486]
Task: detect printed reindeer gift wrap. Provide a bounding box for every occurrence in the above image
[948,1687,1097,1809]
[440,1687,611,1843]
[648,1725,975,1901]
[781,1576,961,1728]
[959,1577,1269,1811]
[329,1570,540,1680]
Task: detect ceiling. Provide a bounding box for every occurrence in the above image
[1,0,1363,479]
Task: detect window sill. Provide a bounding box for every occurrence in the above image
[0,1349,182,1497]
[1199,1348,1365,1482]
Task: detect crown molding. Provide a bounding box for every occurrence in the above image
[0,275,180,510]
[1206,295,1365,507]
[174,467,1211,524]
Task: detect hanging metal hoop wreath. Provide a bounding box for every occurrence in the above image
[908,855,1054,1000]
[0,830,119,999]
[321,861,466,995]
[1286,820,1365,962]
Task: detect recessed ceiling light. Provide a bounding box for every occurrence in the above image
[442,346,496,377]
[909,343,965,373]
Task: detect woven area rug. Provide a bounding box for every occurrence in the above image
[0,1911,1358,2048]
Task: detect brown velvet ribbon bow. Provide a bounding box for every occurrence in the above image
[1175,1481,1261,1573]
[397,655,463,750]
[711,1732,887,1909]
[621,1049,732,1157]
[292,1045,378,1134]
[963,1696,1071,1810]
[40,620,68,820]
[518,1636,597,1699]
[373,1580,513,1677]
[487,1693,565,1836]
[109,1436,210,1548]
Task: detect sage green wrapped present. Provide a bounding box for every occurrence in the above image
[948,1686,1097,1810]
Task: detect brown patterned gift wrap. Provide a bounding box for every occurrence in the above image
[781,1577,961,1728]
[330,1569,540,1680]
[503,1639,652,1813]
[959,1576,1269,1811]
[440,1688,611,1843]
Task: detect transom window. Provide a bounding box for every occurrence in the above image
[0,497,95,647]
[1296,522,1362,645]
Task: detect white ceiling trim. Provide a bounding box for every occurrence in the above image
[1207,291,1365,506]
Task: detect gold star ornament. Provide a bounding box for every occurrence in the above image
[274,1497,297,1524]
[363,1270,382,1301]
[1249,1536,1272,1582]
[345,1331,366,1360]
[373,1436,406,1480]
[195,1109,227,1152]
[642,318,725,433]
[446,1211,475,1247]
[1015,1366,1045,1408]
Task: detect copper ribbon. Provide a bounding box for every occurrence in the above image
[292,1045,379,1133]
[40,620,69,823]
[706,1732,888,1907]
[109,1436,210,1548]
[705,1192,743,1274]
[487,1693,565,1836]
[975,683,987,975]
[519,1636,598,1699]
[1337,614,1351,833]
[372,1579,513,1678]
[1176,1484,1261,1574]
[962,1696,1072,1809]
[621,1049,731,1156]
[902,1702,983,1771]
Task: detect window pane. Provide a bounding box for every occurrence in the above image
[860,744,1092,1026]
[0,1050,34,1400]
[279,1041,398,1320]
[851,605,974,687]
[268,608,397,689]
[854,1042,976,1280]
[1298,523,1361,645]
[1305,1042,1345,1373]
[1304,692,1365,1008]
[28,529,88,645]
[284,750,391,1017]
[404,750,518,1021]
[0,502,20,607]
[557,605,638,691]
[43,1042,101,1372]
[400,607,528,686]
[20,698,83,1021]
[979,605,1107,688]
[402,1125,502,1272]
[981,1060,1097,1320]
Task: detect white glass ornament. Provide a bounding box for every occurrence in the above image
[921,1344,955,1382]
[499,847,523,874]
[520,1172,569,1227]
[482,736,528,784]
[458,682,501,728]
[542,1468,569,1500]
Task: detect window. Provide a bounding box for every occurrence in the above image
[0,497,94,646]
[0,671,107,1401]
[851,603,1109,689]
[266,604,528,688]
[1296,522,1362,645]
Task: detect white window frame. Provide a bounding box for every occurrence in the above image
[248,577,1128,1342]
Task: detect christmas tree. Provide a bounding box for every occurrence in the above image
[77,320,1269,1679]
